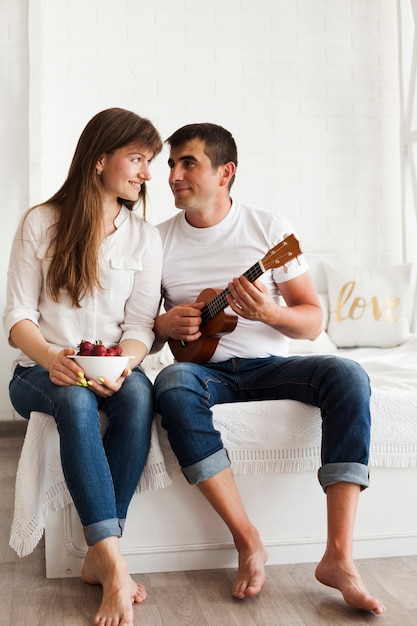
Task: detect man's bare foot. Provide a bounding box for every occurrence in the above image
[82,541,147,625]
[232,536,268,599]
[315,555,385,615]
[196,467,267,599]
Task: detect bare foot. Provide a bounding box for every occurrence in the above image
[232,534,268,599]
[315,555,385,615]
[82,542,147,625]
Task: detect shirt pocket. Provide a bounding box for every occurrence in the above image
[108,256,143,301]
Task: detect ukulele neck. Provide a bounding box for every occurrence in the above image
[201,261,264,325]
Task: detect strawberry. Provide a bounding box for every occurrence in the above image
[92,341,107,356]
[76,339,122,356]
[77,340,93,356]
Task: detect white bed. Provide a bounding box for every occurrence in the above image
[9,336,417,578]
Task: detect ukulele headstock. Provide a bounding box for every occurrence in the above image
[260,234,302,272]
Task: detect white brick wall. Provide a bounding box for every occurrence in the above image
[28,0,401,265]
[0,0,28,420]
[0,0,404,419]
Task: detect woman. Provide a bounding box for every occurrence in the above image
[3,108,163,626]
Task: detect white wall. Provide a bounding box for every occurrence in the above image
[1,0,29,420]
[0,0,404,420]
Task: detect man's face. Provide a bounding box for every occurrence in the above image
[167,138,223,212]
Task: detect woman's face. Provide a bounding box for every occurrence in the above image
[97,143,154,203]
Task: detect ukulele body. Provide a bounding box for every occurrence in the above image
[168,288,238,363]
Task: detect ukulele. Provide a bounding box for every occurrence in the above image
[168,233,302,363]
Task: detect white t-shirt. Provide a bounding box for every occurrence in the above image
[3,203,163,369]
[157,199,309,361]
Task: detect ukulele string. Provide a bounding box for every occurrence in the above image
[201,261,264,324]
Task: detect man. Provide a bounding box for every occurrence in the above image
[153,122,385,614]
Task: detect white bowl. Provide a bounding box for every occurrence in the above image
[67,355,131,381]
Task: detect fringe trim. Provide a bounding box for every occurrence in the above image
[370,442,417,468]
[136,465,173,493]
[10,481,73,557]
[230,458,320,474]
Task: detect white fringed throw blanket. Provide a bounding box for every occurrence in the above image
[10,336,417,557]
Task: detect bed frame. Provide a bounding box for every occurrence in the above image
[44,462,417,578]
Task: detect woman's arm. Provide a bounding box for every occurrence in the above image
[9,319,85,388]
[118,338,148,369]
[9,319,58,371]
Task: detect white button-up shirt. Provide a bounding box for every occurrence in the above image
[3,204,162,369]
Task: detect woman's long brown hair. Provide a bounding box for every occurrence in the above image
[33,108,162,307]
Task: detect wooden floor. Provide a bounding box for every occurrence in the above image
[1,421,417,626]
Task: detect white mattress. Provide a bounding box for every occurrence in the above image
[10,335,417,557]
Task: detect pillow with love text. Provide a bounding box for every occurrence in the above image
[323,262,413,348]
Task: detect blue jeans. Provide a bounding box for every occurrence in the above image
[154,355,371,491]
[10,364,153,545]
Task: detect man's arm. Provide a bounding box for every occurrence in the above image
[226,271,323,340]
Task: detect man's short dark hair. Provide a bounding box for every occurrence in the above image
[166,123,238,188]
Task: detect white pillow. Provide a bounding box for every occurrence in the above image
[324,262,413,348]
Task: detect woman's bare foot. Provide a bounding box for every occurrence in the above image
[82,539,147,625]
[315,554,385,615]
[232,531,268,599]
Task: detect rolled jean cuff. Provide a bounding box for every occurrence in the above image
[318,462,370,493]
[84,518,122,546]
[182,448,231,484]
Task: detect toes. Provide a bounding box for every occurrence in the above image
[232,575,264,599]
[246,583,261,597]
[132,582,147,604]
[232,587,246,599]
